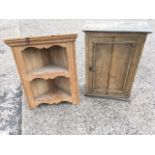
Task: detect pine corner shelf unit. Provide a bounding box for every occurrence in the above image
[5,34,79,108]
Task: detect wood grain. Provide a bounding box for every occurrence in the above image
[85,32,149,100]
[5,34,79,108]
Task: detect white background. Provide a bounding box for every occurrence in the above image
[0,0,154,19]
[0,0,155,154]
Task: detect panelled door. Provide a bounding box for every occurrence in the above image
[87,33,141,98]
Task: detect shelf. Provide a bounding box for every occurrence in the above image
[28,64,70,81]
[23,45,69,75]
[30,77,72,105]
[35,88,72,105]
[5,34,79,108]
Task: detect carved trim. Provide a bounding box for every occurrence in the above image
[22,44,66,51]
[28,72,70,81]
[35,97,72,106]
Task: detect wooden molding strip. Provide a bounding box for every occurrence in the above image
[4,34,77,47]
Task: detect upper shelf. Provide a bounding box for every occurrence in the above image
[83,21,152,33]
[23,45,69,80]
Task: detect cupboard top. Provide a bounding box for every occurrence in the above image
[83,21,152,33]
[4,34,77,47]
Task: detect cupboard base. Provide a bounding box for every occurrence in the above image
[85,93,131,102]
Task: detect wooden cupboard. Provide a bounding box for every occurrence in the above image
[5,34,79,108]
[84,22,151,100]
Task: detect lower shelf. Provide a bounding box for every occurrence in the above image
[30,77,72,106]
[35,88,72,105]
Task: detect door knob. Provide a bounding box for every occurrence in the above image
[89,66,92,72]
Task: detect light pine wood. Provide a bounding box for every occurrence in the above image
[85,32,149,100]
[66,42,79,104]
[28,65,69,81]
[5,34,79,108]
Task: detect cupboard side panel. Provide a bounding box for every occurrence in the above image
[66,42,79,104]
[12,47,36,108]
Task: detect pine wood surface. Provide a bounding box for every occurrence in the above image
[5,34,79,108]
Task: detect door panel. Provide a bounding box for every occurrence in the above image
[87,36,113,94]
[108,43,133,93]
[91,37,136,97]
[86,32,147,99]
[93,43,112,93]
